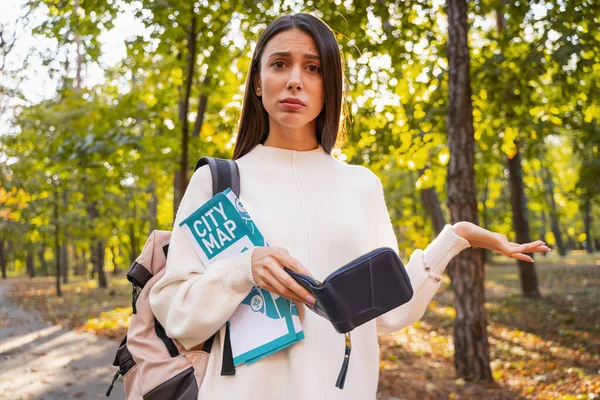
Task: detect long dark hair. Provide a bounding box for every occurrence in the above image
[232,13,346,160]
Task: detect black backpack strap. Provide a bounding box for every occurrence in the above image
[195,155,239,376]
[155,319,179,357]
[194,157,240,198]
[220,322,236,375]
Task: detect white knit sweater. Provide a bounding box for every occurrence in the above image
[149,143,471,399]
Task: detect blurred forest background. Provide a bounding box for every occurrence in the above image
[0,0,599,399]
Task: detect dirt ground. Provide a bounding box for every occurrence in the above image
[0,280,125,400]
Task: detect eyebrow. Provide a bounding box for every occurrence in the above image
[267,51,321,61]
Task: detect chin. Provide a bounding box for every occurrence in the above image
[274,114,310,126]
[277,121,311,129]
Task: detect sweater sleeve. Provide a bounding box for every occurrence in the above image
[369,175,471,335]
[149,165,257,350]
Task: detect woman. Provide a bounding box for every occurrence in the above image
[149,13,549,399]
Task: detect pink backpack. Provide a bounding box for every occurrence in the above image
[106,157,240,399]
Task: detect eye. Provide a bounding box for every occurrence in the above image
[308,64,321,73]
[272,61,286,69]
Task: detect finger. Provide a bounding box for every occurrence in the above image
[271,267,315,305]
[523,240,545,249]
[259,282,304,304]
[502,240,548,257]
[262,274,292,299]
[260,281,277,294]
[263,274,306,305]
[523,242,550,253]
[270,250,313,277]
[508,243,534,254]
[528,243,550,253]
[509,244,531,255]
[505,242,525,252]
[510,253,534,262]
[508,240,544,250]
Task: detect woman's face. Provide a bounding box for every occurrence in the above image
[254,27,324,132]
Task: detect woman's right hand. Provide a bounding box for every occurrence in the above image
[250,246,317,306]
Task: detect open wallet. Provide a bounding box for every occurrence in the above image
[284,247,414,389]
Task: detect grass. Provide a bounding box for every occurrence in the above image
[4,256,600,400]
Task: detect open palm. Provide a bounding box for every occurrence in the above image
[491,234,549,263]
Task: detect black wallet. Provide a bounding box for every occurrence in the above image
[284,247,414,389]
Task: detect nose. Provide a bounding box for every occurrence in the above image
[287,65,303,91]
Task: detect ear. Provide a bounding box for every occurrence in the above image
[254,75,262,97]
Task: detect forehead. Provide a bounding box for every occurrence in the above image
[262,28,320,58]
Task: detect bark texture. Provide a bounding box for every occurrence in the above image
[445,0,493,381]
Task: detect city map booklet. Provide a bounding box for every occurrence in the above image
[179,188,304,366]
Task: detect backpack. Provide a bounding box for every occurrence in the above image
[106,157,240,399]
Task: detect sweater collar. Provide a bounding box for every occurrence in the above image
[239,143,331,166]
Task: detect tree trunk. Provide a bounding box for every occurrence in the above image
[74,0,83,90]
[496,2,540,296]
[87,200,107,288]
[539,210,549,257]
[61,243,69,284]
[445,0,493,382]
[89,246,96,279]
[480,178,489,229]
[120,243,131,270]
[111,245,120,275]
[62,190,69,283]
[74,246,84,276]
[507,145,540,297]
[174,13,198,220]
[53,181,62,296]
[567,236,576,251]
[173,172,182,223]
[38,245,48,277]
[480,178,492,264]
[192,75,211,138]
[421,186,446,234]
[584,200,594,253]
[148,181,158,234]
[533,176,550,258]
[91,239,108,288]
[130,202,139,264]
[73,246,80,275]
[542,168,567,256]
[0,239,6,279]
[26,246,35,278]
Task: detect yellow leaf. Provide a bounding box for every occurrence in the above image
[438,147,450,166]
[414,109,426,119]
[172,67,183,79]
[584,103,600,123]
[549,116,562,125]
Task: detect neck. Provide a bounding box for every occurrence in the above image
[262,124,318,151]
[262,137,319,151]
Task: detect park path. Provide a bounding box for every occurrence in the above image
[0,280,125,400]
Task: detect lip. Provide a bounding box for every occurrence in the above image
[280,97,306,106]
[280,102,304,110]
